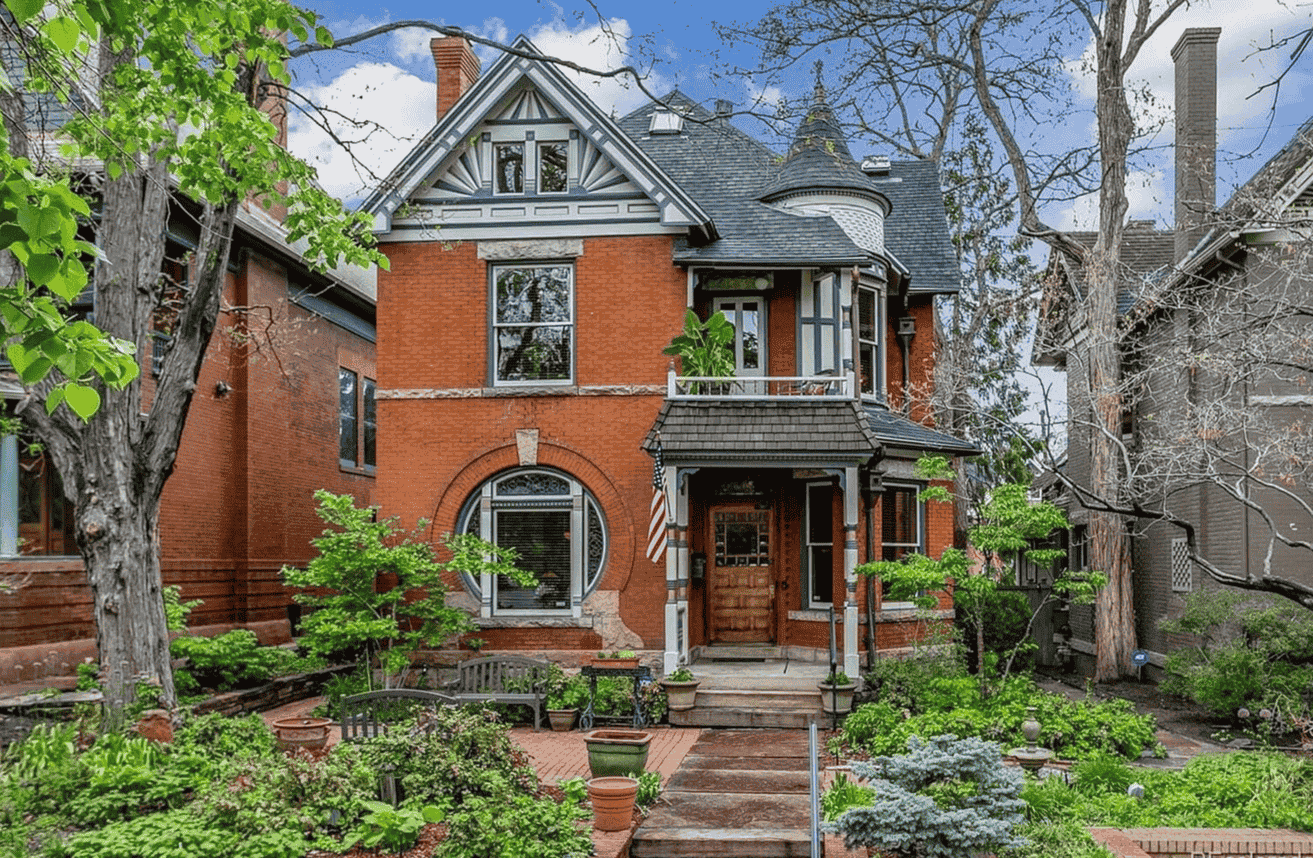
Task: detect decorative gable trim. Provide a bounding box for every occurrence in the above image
[363,37,714,241]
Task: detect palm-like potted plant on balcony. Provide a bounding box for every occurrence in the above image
[660,666,700,711]
[663,309,735,393]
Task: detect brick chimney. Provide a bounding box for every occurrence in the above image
[432,37,481,121]
[1171,27,1220,264]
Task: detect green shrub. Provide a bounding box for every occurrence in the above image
[354,706,537,806]
[170,712,277,762]
[56,808,307,858]
[438,792,591,858]
[836,676,1160,761]
[170,631,321,694]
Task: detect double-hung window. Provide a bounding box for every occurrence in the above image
[857,281,884,400]
[339,368,376,469]
[880,483,924,606]
[493,264,574,384]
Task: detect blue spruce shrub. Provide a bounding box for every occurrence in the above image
[832,734,1027,858]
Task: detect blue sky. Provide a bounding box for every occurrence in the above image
[287,0,1313,229]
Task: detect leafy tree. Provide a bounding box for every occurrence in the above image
[0,0,383,718]
[283,490,535,689]
[860,456,1103,686]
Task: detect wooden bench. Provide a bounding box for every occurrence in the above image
[444,655,549,731]
[339,688,459,742]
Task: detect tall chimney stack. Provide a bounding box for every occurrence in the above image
[1171,27,1220,264]
[432,37,481,121]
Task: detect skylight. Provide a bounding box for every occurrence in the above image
[649,110,684,135]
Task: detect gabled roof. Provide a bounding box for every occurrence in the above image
[361,37,714,238]
[872,161,963,296]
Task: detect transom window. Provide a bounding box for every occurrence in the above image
[459,468,607,615]
[492,264,573,384]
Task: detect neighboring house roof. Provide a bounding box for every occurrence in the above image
[864,405,981,456]
[642,400,881,466]
[362,37,714,239]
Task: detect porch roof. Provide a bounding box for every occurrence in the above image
[863,406,980,456]
[642,400,881,466]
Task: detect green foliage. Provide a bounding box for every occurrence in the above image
[545,665,589,709]
[341,801,444,852]
[75,660,100,692]
[833,735,1028,858]
[170,630,322,695]
[638,678,668,724]
[558,776,588,805]
[283,491,533,688]
[635,770,662,811]
[56,807,307,858]
[170,712,277,762]
[822,771,875,821]
[353,706,537,807]
[1021,751,1313,831]
[1161,590,1313,723]
[836,676,1160,761]
[666,666,696,682]
[662,309,735,383]
[1004,820,1114,858]
[438,792,591,858]
[161,586,201,633]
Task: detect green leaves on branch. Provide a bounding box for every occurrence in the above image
[663,309,736,379]
[282,491,535,688]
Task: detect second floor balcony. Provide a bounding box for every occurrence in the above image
[667,368,856,400]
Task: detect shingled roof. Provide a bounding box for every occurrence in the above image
[616,93,959,289]
[864,406,980,456]
[642,400,881,466]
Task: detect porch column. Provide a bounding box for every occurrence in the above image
[843,464,860,678]
[662,464,683,673]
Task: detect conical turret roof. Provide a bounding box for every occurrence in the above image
[759,82,887,204]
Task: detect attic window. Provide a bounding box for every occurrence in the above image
[649,110,684,135]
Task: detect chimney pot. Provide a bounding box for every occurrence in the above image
[432,37,481,122]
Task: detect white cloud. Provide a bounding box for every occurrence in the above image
[1059,168,1167,231]
[522,17,673,117]
[288,62,435,205]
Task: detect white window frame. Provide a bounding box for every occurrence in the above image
[459,468,608,618]
[491,263,575,386]
[804,481,835,609]
[712,295,767,377]
[494,142,524,195]
[536,140,569,194]
[856,279,885,402]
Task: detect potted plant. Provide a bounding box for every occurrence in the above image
[546,671,588,731]
[817,669,857,715]
[586,775,639,831]
[591,650,641,669]
[271,715,334,753]
[662,309,735,393]
[660,666,700,711]
[584,728,652,778]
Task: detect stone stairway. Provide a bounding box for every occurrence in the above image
[631,728,817,858]
[668,652,836,730]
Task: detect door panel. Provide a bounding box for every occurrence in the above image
[709,505,774,643]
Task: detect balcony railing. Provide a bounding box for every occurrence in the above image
[667,368,856,400]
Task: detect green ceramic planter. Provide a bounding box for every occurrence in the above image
[584,729,651,778]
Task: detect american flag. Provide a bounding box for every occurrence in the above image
[646,437,669,564]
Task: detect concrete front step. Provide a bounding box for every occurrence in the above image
[668,687,824,728]
[698,645,784,661]
[694,688,821,708]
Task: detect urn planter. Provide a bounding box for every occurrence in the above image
[586,776,639,831]
[817,681,857,715]
[271,716,332,753]
[547,708,577,732]
[584,729,651,778]
[660,678,700,711]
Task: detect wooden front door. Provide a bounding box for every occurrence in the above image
[709,505,774,643]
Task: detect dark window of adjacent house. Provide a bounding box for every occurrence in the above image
[495,143,524,194]
[539,142,568,193]
[339,368,358,465]
[362,377,376,468]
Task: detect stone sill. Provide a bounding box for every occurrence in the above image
[471,616,596,629]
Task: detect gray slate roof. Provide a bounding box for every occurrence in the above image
[642,400,882,465]
[616,93,960,289]
[864,406,980,456]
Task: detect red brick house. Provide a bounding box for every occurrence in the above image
[0,201,377,664]
[365,37,975,677]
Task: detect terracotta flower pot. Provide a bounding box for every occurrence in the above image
[271,716,332,753]
[585,729,651,778]
[590,656,640,669]
[587,776,639,831]
[660,678,700,711]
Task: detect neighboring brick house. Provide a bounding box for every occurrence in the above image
[365,37,975,677]
[1035,27,1313,676]
[0,201,377,658]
